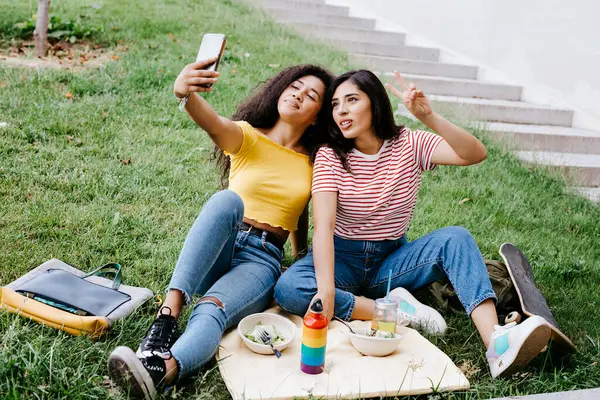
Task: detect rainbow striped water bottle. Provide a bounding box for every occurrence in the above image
[301,299,328,374]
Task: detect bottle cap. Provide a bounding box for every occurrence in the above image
[310,298,323,313]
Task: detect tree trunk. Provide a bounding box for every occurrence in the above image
[34,0,51,58]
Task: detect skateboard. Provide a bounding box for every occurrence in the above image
[499,243,575,351]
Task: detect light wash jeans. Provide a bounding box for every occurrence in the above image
[274,226,495,321]
[167,190,282,380]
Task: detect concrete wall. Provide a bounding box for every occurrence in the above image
[335,0,600,127]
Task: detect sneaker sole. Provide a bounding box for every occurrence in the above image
[107,346,157,400]
[498,323,551,377]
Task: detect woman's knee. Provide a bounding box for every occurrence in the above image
[201,190,244,224]
[209,190,244,212]
[274,270,315,316]
[439,226,476,244]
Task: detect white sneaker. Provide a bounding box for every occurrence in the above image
[487,315,551,378]
[389,287,447,335]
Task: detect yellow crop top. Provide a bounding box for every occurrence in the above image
[224,121,313,231]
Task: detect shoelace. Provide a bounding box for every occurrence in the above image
[398,311,419,323]
[146,317,174,349]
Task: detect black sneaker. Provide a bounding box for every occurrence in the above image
[136,306,178,359]
[108,346,167,400]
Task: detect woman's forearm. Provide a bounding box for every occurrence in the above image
[312,228,335,294]
[421,111,486,163]
[184,92,223,133]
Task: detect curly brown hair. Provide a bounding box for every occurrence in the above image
[213,64,335,187]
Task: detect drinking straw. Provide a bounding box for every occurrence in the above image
[385,270,392,302]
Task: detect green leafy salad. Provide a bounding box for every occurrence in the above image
[244,322,286,344]
[367,329,396,339]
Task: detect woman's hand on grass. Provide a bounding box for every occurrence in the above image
[173,58,220,97]
[385,70,433,122]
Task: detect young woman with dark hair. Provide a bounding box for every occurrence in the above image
[107,58,334,399]
[275,69,551,378]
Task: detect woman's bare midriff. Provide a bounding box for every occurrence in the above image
[242,217,289,244]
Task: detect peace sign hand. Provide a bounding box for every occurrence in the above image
[384,71,433,121]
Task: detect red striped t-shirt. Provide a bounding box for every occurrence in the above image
[312,128,444,240]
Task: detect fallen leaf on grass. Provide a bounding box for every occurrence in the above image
[111,55,120,61]
[268,63,280,68]
[458,198,470,205]
[169,33,177,42]
[65,92,73,99]
[102,111,108,118]
[120,158,132,165]
[66,135,83,146]
[458,360,480,379]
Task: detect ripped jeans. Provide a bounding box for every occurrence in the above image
[167,190,282,380]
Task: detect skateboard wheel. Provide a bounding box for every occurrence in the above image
[505,311,522,324]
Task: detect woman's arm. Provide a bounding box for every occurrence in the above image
[310,191,338,321]
[174,58,243,154]
[290,204,309,258]
[385,71,486,166]
[422,113,486,166]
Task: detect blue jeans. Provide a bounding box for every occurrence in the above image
[274,226,495,321]
[167,190,283,380]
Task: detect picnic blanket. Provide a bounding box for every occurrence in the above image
[217,307,469,400]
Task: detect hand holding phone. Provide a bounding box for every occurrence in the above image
[196,33,227,77]
[173,33,226,97]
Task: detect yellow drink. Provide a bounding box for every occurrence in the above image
[376,320,396,333]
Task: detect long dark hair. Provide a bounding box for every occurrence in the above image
[213,64,335,187]
[324,70,404,171]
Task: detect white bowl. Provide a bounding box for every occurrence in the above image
[347,329,403,357]
[237,313,296,355]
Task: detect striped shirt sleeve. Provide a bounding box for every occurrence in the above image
[410,129,445,171]
[311,147,339,194]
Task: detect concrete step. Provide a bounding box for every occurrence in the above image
[249,0,349,16]
[268,9,376,29]
[378,73,522,101]
[351,54,478,79]
[516,151,600,186]
[576,187,600,202]
[426,95,574,126]
[331,40,438,61]
[485,122,600,153]
[286,22,406,45]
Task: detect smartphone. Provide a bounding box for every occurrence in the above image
[196,33,226,87]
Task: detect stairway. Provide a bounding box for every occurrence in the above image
[246,0,600,202]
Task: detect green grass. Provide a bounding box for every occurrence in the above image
[1,0,599,399]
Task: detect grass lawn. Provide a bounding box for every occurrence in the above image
[1,0,599,398]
